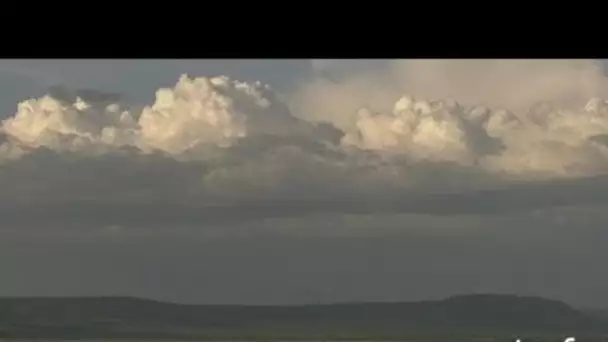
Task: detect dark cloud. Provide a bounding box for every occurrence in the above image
[0,142,607,230]
[47,85,125,104]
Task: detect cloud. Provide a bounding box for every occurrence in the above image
[3,64,608,230]
[342,94,608,179]
[292,59,608,127]
[291,59,608,179]
[391,59,608,109]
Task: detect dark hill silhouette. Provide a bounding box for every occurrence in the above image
[0,294,605,339]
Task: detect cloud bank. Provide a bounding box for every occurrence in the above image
[3,60,608,228]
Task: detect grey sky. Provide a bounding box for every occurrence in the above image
[2,59,608,308]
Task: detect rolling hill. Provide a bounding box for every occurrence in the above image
[0,294,605,340]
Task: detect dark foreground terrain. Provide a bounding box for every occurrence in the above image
[0,294,607,341]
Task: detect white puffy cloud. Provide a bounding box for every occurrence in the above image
[342,94,608,179]
[1,75,329,159]
[295,59,608,181]
[3,63,608,228]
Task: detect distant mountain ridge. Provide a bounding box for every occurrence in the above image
[0,294,605,340]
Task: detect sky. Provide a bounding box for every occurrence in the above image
[2,59,608,308]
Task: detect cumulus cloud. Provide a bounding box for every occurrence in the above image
[4,63,608,229]
[1,75,318,157]
[342,94,608,179]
